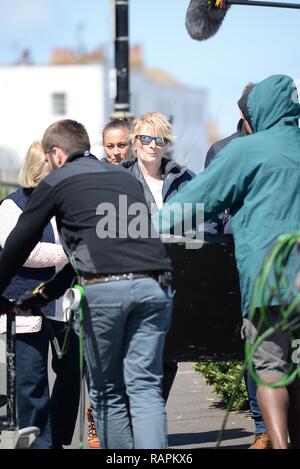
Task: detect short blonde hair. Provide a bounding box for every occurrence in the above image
[18,141,48,188]
[130,112,175,144]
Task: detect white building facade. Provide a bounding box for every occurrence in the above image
[0,62,208,177]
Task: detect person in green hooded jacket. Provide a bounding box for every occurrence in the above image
[154,74,300,449]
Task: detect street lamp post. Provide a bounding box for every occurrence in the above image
[112,0,132,119]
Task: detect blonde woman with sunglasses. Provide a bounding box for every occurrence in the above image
[123,112,195,401]
[123,112,195,215]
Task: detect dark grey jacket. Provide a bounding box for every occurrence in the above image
[204,119,245,169]
[122,157,195,214]
[204,119,246,234]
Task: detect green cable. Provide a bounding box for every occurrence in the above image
[215,232,300,448]
[44,319,71,359]
[45,250,86,360]
[74,284,86,450]
[246,232,300,387]
[68,252,87,449]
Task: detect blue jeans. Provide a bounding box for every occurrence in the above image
[16,319,80,448]
[82,276,173,449]
[245,371,266,435]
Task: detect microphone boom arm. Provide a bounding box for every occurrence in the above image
[213,0,300,10]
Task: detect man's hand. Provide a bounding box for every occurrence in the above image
[16,284,50,312]
[0,295,15,314]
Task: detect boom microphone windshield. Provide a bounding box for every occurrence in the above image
[185,0,229,41]
[186,0,300,41]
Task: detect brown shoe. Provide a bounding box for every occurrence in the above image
[86,405,101,449]
[249,432,271,449]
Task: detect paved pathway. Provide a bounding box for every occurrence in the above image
[0,335,255,450]
[68,362,254,449]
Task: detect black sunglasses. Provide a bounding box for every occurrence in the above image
[136,135,165,147]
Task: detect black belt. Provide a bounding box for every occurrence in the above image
[83,271,172,286]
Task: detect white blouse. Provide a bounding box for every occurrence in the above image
[144,177,164,210]
[0,198,68,333]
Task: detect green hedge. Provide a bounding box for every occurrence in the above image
[194,361,249,411]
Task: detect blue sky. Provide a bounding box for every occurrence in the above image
[0,0,299,137]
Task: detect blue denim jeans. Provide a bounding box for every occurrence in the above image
[82,276,173,449]
[244,371,266,435]
[16,319,80,448]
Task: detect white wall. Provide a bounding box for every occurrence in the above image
[0,63,207,175]
[0,64,110,169]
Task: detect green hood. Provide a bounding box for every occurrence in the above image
[240,75,300,133]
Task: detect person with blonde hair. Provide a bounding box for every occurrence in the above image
[123,112,194,214]
[123,111,195,401]
[18,141,50,187]
[0,141,80,449]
